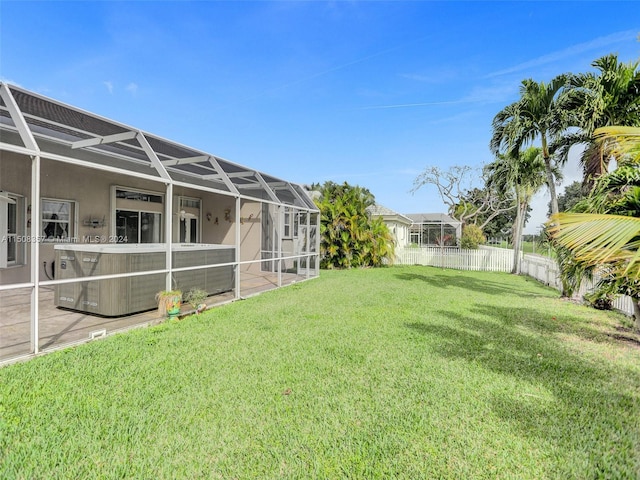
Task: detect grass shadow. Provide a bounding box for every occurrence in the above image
[405,304,640,476]
[394,270,549,298]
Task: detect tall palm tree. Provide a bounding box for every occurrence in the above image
[486,147,548,274]
[556,54,640,181]
[551,126,640,268]
[549,126,640,330]
[490,74,572,217]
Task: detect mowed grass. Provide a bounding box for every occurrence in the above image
[1,267,639,479]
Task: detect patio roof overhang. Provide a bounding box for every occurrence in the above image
[0,83,318,212]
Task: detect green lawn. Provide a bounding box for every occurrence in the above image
[1,267,639,479]
[489,240,553,256]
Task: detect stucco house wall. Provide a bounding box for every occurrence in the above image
[366,203,413,248]
[0,153,246,284]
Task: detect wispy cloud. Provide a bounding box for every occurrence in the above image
[460,82,518,105]
[486,29,638,78]
[354,85,514,111]
[126,82,138,96]
[103,81,114,94]
[237,34,434,104]
[357,99,468,110]
[323,169,419,181]
[399,68,458,84]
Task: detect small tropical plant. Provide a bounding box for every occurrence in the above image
[435,234,454,246]
[155,290,182,318]
[184,287,208,312]
[460,224,486,249]
[313,181,395,269]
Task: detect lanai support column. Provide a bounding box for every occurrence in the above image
[234,197,241,299]
[0,83,42,354]
[304,210,311,280]
[165,182,173,291]
[136,132,173,291]
[277,205,283,288]
[30,155,41,354]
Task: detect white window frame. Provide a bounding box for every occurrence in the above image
[111,186,165,244]
[41,198,77,243]
[0,193,25,268]
[177,196,201,243]
[283,207,292,239]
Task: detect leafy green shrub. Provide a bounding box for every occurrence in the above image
[460,224,486,249]
[184,288,208,310]
[583,290,613,310]
[313,181,395,269]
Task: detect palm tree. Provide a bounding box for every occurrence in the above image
[315,181,394,269]
[490,75,572,217]
[486,147,548,274]
[555,54,640,182]
[549,126,640,330]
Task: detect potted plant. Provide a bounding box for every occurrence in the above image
[184,287,208,314]
[155,290,182,320]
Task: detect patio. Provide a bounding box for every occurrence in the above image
[1,270,303,364]
[1,82,320,365]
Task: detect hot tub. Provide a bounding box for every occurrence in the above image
[54,243,235,316]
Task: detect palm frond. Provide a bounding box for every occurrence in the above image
[548,213,640,276]
[593,126,640,161]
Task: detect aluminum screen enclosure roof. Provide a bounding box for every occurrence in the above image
[0,83,318,211]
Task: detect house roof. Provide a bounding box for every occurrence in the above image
[404,213,461,225]
[0,83,317,211]
[367,204,413,225]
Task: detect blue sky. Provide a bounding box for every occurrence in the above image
[1,1,638,233]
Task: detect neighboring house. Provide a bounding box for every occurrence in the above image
[404,213,462,247]
[0,83,320,360]
[367,204,413,248]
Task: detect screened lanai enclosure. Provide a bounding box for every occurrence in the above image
[0,83,320,364]
[405,213,462,247]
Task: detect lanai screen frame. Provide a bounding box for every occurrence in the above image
[0,82,320,357]
[408,217,462,247]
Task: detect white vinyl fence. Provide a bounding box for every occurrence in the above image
[521,253,636,317]
[395,246,513,272]
[396,246,636,318]
[520,252,561,290]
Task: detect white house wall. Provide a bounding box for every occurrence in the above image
[239,200,263,273]
[392,222,410,247]
[0,152,249,285]
[0,152,31,284]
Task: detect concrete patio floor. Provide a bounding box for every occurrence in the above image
[1,270,304,364]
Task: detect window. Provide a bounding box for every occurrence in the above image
[42,199,75,241]
[178,197,200,243]
[113,187,164,243]
[116,211,162,243]
[283,207,303,239]
[1,193,24,268]
[115,189,163,204]
[283,207,291,238]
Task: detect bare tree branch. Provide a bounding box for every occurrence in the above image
[412,165,515,226]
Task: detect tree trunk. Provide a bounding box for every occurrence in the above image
[511,201,526,275]
[542,135,559,217]
[544,156,559,217]
[633,297,640,334]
